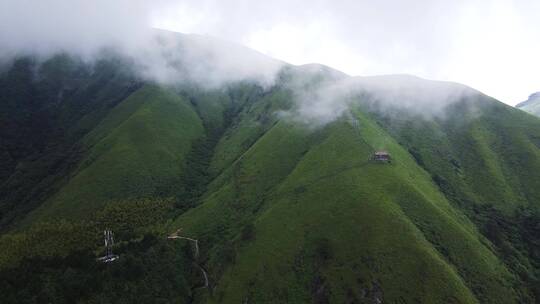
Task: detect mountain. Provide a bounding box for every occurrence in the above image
[0,33,539,303]
[517,92,540,116]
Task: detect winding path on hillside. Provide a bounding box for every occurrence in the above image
[168,230,209,290]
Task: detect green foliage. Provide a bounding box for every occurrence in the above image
[0,197,174,269]
[0,197,196,303]
[0,220,96,269]
[474,205,540,302]
[0,235,193,304]
[310,237,333,264]
[240,223,255,242]
[94,197,174,238]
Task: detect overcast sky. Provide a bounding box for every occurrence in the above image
[1,0,539,105]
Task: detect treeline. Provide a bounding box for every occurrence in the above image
[0,198,198,303]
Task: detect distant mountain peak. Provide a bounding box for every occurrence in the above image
[516,91,540,117]
[516,91,540,108]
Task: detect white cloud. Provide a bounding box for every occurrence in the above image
[152,0,540,105]
[0,0,283,88]
[0,0,538,104]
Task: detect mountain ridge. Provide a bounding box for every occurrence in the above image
[516,92,540,117]
[0,34,539,303]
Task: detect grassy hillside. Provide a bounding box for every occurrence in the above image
[0,53,141,228]
[172,99,524,303]
[24,85,204,222]
[372,97,540,213]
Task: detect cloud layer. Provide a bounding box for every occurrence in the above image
[0,0,284,89]
[153,0,540,105]
[0,0,152,58]
[283,70,479,126]
[2,0,539,104]
[0,0,533,125]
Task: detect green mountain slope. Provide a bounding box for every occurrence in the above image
[374,96,540,213]
[0,53,141,227]
[24,85,204,222]
[0,40,539,303]
[172,101,521,303]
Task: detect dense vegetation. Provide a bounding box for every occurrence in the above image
[1,39,540,303]
[0,198,200,303]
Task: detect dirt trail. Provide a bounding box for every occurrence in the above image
[168,231,209,289]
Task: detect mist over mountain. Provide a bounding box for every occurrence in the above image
[517,92,540,116]
[1,15,540,304]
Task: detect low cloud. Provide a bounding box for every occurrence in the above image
[0,0,485,126]
[282,69,479,126]
[0,1,283,89]
[0,0,152,59]
[132,31,283,89]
